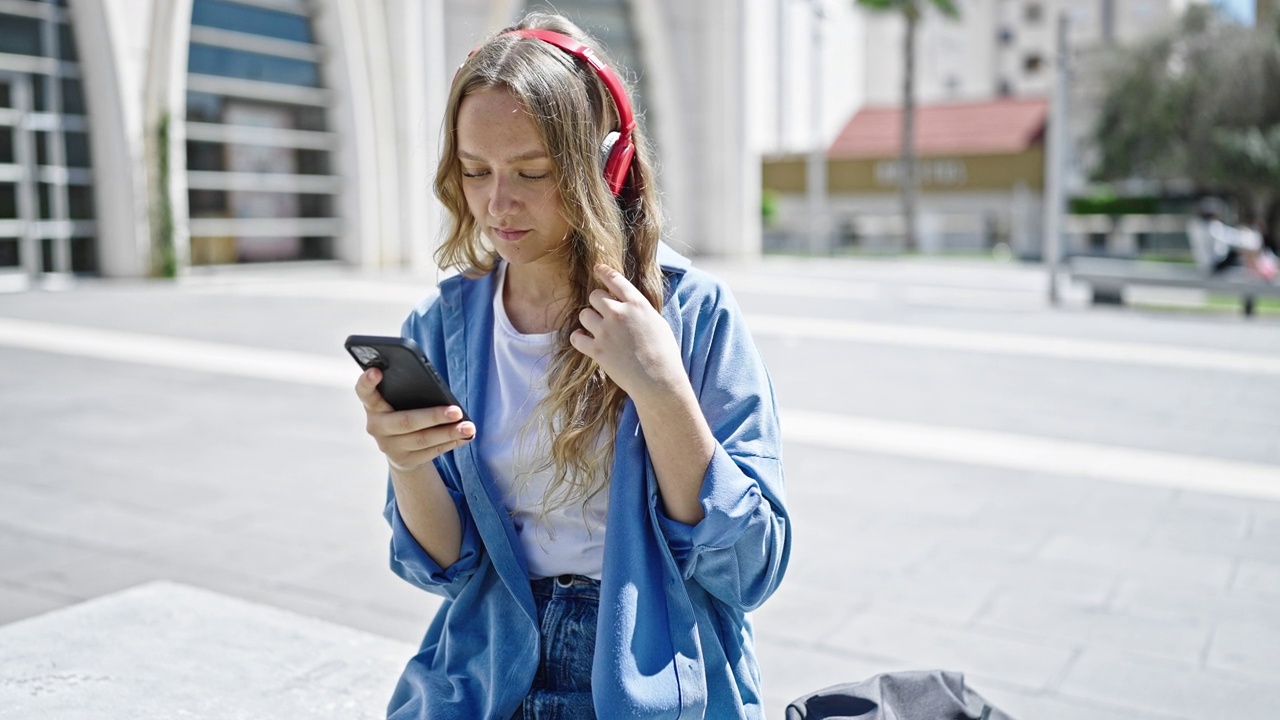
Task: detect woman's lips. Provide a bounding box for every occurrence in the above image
[493,228,530,242]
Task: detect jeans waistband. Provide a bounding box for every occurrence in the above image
[530,574,600,600]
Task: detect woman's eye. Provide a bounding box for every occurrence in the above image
[520,172,551,180]
[461,169,488,178]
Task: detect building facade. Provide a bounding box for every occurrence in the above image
[1,0,1223,280]
[764,97,1048,256]
[2,0,772,280]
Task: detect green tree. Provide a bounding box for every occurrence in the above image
[855,0,959,252]
[1092,5,1280,233]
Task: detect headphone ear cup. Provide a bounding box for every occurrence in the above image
[601,131,634,197]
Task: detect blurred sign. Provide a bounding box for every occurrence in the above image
[874,159,969,187]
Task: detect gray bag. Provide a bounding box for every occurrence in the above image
[785,670,1016,720]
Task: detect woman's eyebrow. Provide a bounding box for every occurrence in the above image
[458,149,549,162]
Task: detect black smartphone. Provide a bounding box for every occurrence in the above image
[345,335,469,418]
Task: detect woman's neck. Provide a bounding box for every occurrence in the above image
[503,260,572,335]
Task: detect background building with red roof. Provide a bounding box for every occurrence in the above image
[763,97,1050,256]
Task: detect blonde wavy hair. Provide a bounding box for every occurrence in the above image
[433,13,665,515]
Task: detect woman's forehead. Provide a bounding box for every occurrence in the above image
[456,87,548,160]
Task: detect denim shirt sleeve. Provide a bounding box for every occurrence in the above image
[383,458,484,599]
[654,274,790,612]
[382,298,485,600]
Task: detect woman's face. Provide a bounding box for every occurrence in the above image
[456,87,573,273]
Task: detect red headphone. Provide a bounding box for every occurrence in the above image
[503,29,637,197]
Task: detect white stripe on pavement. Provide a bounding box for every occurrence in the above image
[4,317,1279,500]
[745,314,1280,376]
[0,317,353,388]
[783,409,1280,501]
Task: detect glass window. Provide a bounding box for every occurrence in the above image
[299,193,331,217]
[186,140,225,171]
[64,131,89,167]
[68,184,92,219]
[34,131,50,166]
[296,149,328,175]
[0,183,16,219]
[0,127,13,164]
[0,15,43,57]
[0,82,10,109]
[294,105,326,132]
[37,182,51,219]
[300,236,331,260]
[188,44,320,87]
[186,92,327,131]
[31,74,46,112]
[188,189,228,216]
[70,236,96,273]
[40,237,52,272]
[0,238,17,267]
[191,0,312,43]
[186,91,223,122]
[60,78,85,115]
[58,23,77,62]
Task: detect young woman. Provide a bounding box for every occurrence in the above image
[355,13,789,719]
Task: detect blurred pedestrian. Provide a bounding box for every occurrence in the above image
[1188,200,1272,279]
[354,12,789,719]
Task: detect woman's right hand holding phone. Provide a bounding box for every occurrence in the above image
[355,367,476,471]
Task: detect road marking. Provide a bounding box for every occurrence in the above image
[174,276,1277,372]
[0,317,353,388]
[745,315,1280,376]
[4,316,1279,500]
[783,410,1280,501]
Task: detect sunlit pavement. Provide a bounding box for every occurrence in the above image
[2,254,1278,718]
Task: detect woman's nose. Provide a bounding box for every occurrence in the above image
[488,176,519,217]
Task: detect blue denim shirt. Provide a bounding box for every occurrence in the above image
[384,245,790,719]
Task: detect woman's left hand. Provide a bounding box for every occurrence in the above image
[571,264,687,403]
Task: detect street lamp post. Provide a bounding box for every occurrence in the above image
[1043,11,1070,305]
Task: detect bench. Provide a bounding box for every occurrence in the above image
[1068,255,1280,316]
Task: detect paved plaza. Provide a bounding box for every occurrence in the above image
[1,254,1278,718]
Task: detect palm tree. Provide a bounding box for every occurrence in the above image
[855,0,959,252]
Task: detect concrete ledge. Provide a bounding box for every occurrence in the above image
[0,581,415,719]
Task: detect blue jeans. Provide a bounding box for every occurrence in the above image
[512,574,600,720]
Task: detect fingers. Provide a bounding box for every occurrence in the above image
[593,264,644,303]
[387,437,473,472]
[368,402,468,438]
[373,415,475,470]
[569,328,596,358]
[578,305,602,336]
[355,368,395,413]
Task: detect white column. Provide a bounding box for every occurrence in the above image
[72,0,155,277]
[697,0,758,258]
[317,0,401,269]
[387,0,442,271]
[418,0,448,272]
[632,0,691,262]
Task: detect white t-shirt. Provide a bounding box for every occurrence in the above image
[476,262,608,580]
